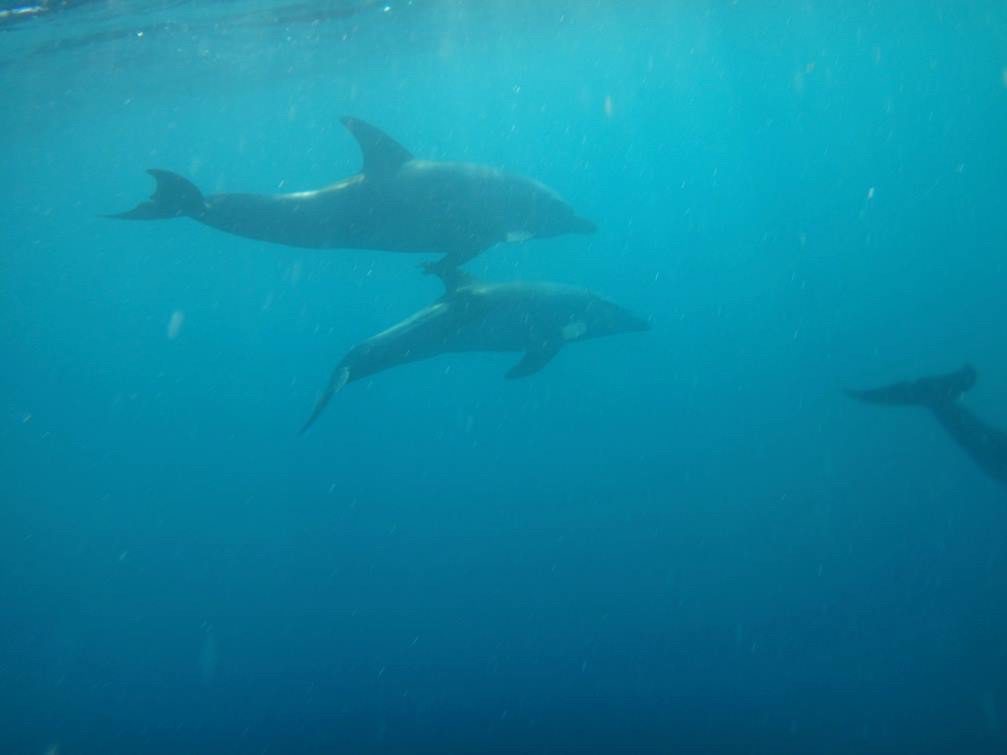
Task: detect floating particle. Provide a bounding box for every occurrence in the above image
[167,310,185,339]
[199,627,218,686]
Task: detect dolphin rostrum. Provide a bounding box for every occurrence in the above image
[847,364,1007,486]
[299,269,650,433]
[108,117,596,271]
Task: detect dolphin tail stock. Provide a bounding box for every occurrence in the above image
[299,366,351,435]
[846,364,978,409]
[105,169,206,220]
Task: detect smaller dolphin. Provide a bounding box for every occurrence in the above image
[299,269,650,433]
[847,364,1007,486]
[108,117,595,271]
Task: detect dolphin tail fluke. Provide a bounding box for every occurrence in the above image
[846,364,977,408]
[299,366,351,435]
[105,169,205,220]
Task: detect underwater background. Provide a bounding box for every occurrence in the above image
[2,1,1007,752]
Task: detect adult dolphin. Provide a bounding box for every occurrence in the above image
[847,364,1007,486]
[108,117,596,271]
[299,269,650,433]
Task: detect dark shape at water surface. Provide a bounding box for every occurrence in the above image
[299,268,649,434]
[108,116,595,272]
[847,364,1007,486]
[0,1,380,63]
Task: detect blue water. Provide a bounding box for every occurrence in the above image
[3,2,1007,752]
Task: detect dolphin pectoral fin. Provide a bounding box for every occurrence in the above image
[421,263,478,298]
[299,366,350,435]
[340,117,414,177]
[506,343,562,379]
[421,248,481,278]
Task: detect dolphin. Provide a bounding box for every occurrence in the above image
[847,364,1007,486]
[299,269,650,433]
[108,117,596,271]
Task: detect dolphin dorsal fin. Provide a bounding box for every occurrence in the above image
[341,116,413,177]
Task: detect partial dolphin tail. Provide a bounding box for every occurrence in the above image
[105,169,205,220]
[846,364,978,408]
[299,366,351,435]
